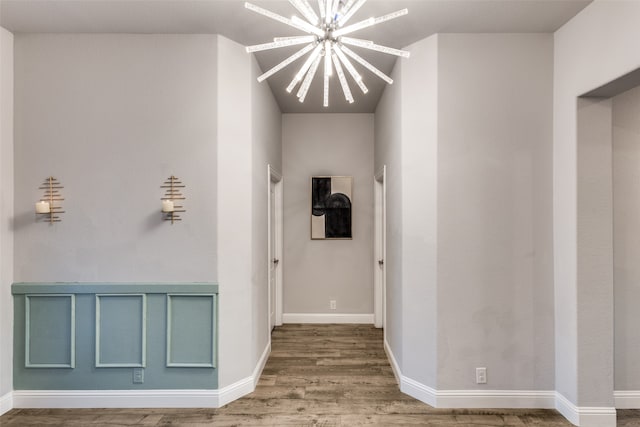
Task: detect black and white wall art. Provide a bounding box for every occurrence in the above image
[311,176,353,239]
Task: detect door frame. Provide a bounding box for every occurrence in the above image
[267,165,284,330]
[374,165,387,329]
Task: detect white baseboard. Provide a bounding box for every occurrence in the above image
[282,313,374,324]
[435,389,556,409]
[383,339,401,385]
[0,391,12,415]
[402,375,437,407]
[252,341,271,389]
[555,392,617,427]
[615,390,640,409]
[13,389,223,409]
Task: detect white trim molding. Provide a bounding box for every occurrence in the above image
[0,391,13,415]
[383,339,401,385]
[253,342,271,389]
[282,313,374,324]
[615,390,640,409]
[435,389,556,409]
[13,389,223,409]
[555,392,617,427]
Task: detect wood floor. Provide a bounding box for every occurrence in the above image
[2,324,639,426]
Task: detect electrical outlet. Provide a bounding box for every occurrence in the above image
[476,367,487,384]
[330,300,337,310]
[133,368,144,384]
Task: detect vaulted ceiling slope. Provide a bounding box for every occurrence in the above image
[1,0,592,113]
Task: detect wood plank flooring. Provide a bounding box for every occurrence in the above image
[2,324,639,426]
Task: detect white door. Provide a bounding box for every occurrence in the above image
[268,165,283,332]
[269,184,277,330]
[374,166,386,329]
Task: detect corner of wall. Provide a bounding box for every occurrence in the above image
[0,26,15,407]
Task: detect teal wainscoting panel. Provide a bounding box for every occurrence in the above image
[13,283,218,390]
[95,294,147,368]
[166,294,217,368]
[25,294,75,368]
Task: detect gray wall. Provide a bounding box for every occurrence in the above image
[374,54,404,369]
[613,84,640,391]
[283,114,373,315]
[0,26,14,402]
[375,33,554,392]
[14,34,218,282]
[216,35,281,388]
[375,34,439,387]
[250,53,282,367]
[553,0,640,407]
[437,34,554,390]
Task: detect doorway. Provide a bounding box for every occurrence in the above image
[268,165,284,331]
[374,166,387,330]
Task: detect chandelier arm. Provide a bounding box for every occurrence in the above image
[333,45,368,94]
[299,0,321,23]
[325,0,332,24]
[291,16,325,37]
[341,37,410,58]
[340,44,393,84]
[297,54,323,102]
[317,0,326,19]
[330,0,341,22]
[334,9,408,38]
[246,36,316,53]
[323,41,333,107]
[245,3,319,35]
[287,44,324,93]
[332,52,354,103]
[258,43,317,83]
[337,0,367,27]
[289,0,319,25]
[333,17,374,38]
[339,0,357,16]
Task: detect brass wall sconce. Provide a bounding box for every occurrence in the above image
[161,175,185,224]
[36,176,65,223]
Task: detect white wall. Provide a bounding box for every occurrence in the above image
[14,34,218,282]
[375,33,554,395]
[217,35,282,389]
[250,53,281,367]
[216,34,253,388]
[554,0,640,409]
[613,85,640,392]
[437,34,554,391]
[282,113,374,316]
[0,26,14,407]
[374,57,404,367]
[399,35,438,388]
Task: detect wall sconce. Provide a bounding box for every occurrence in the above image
[161,175,185,224]
[36,176,64,223]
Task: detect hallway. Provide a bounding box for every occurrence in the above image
[6,324,640,426]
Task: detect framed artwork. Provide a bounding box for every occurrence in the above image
[311,176,352,240]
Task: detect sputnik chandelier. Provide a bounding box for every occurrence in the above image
[245,0,410,107]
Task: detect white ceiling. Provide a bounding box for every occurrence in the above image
[1,0,592,113]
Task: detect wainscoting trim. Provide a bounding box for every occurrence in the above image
[282,313,374,324]
[614,390,640,409]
